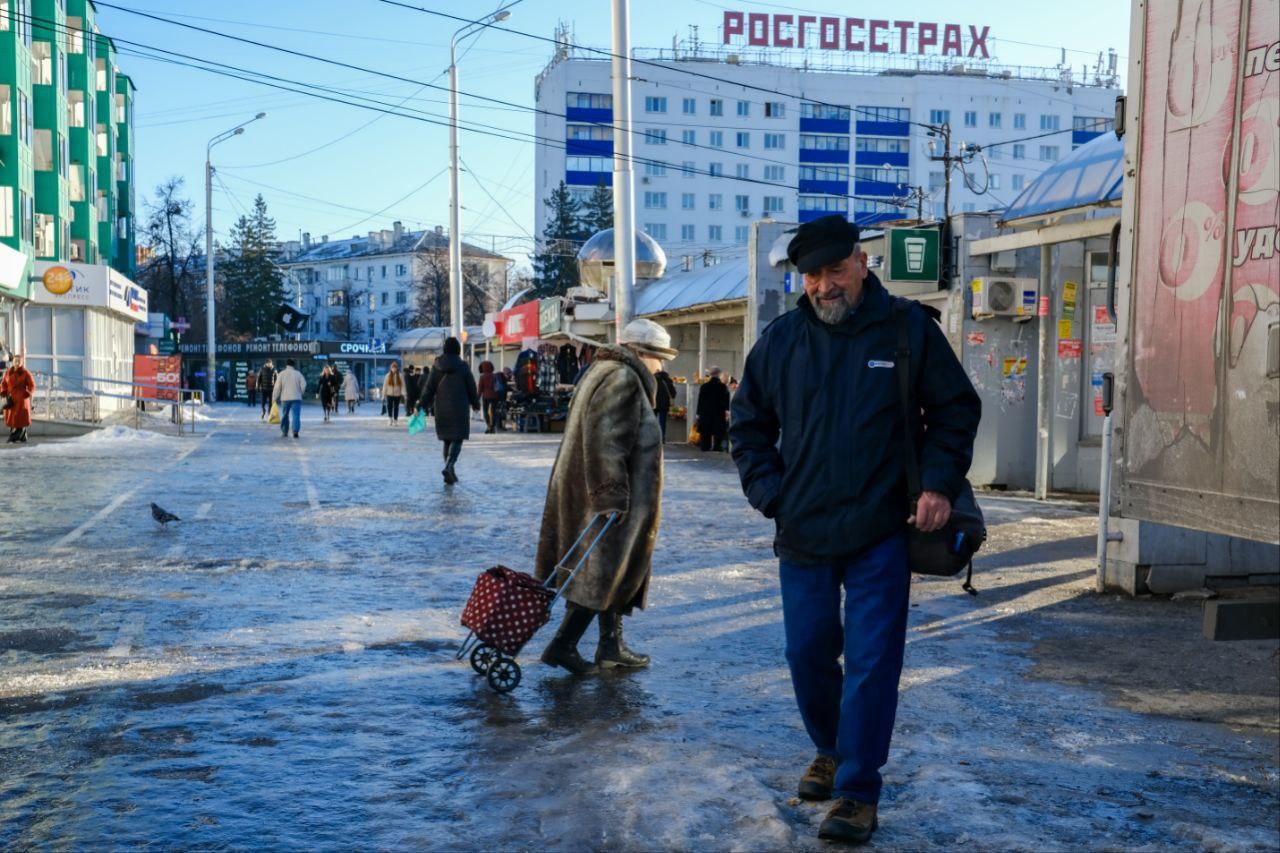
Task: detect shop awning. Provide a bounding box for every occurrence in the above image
[393,326,484,352]
[1001,133,1124,225]
[635,254,748,318]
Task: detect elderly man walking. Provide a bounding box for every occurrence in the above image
[730,215,980,844]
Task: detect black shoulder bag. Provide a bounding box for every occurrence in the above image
[894,308,985,595]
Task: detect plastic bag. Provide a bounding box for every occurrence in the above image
[407,410,426,435]
[268,401,281,424]
[688,422,701,446]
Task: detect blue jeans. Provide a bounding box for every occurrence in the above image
[280,400,301,435]
[779,533,910,804]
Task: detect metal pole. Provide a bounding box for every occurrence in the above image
[698,321,707,379]
[1035,245,1054,499]
[1096,376,1115,592]
[448,49,463,340]
[205,157,215,403]
[610,0,636,330]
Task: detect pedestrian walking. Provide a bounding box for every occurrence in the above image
[382,362,406,424]
[271,358,307,439]
[477,361,502,434]
[653,366,677,442]
[695,367,731,452]
[419,337,479,484]
[257,360,276,420]
[1,354,36,444]
[534,319,677,675]
[246,369,257,407]
[729,215,980,845]
[343,369,361,414]
[404,365,421,417]
[319,364,340,422]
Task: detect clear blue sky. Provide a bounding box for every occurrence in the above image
[98,1,1131,270]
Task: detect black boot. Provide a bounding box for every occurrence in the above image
[540,605,598,675]
[595,611,650,668]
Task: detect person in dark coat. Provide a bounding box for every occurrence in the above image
[695,367,731,451]
[729,215,980,845]
[257,360,276,419]
[420,337,479,484]
[653,367,677,442]
[404,365,421,417]
[477,360,502,434]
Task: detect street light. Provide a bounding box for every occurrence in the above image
[449,5,515,338]
[205,112,266,402]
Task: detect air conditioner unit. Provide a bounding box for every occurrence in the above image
[739,209,752,217]
[971,276,1038,319]
[641,176,651,184]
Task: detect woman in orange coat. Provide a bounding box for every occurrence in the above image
[1,354,35,444]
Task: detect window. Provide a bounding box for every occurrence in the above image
[988,146,1002,160]
[381,265,387,278]
[19,190,31,244]
[988,112,1002,128]
[929,109,950,125]
[382,318,390,331]
[855,166,909,186]
[798,195,848,213]
[682,161,696,177]
[799,134,849,151]
[764,165,785,182]
[857,106,909,122]
[644,96,667,113]
[989,174,1001,190]
[396,316,408,331]
[681,192,695,210]
[681,129,695,146]
[643,128,667,145]
[95,124,107,156]
[644,223,667,240]
[1039,114,1060,131]
[708,194,723,210]
[708,162,723,177]
[763,133,785,149]
[736,131,749,148]
[326,290,347,307]
[32,41,51,85]
[735,225,750,243]
[1039,145,1060,161]
[765,101,785,118]
[381,291,389,304]
[33,129,52,171]
[1012,174,1024,190]
[115,93,124,123]
[709,130,723,147]
[95,57,106,91]
[67,90,85,128]
[643,191,667,209]
[643,161,667,177]
[367,266,375,280]
[18,91,30,146]
[709,99,723,117]
[963,110,977,128]
[0,85,9,135]
[566,92,612,110]
[369,292,377,309]
[0,187,12,237]
[58,133,67,177]
[735,163,749,179]
[1073,115,1113,133]
[1014,113,1026,130]
[801,103,851,120]
[69,162,84,202]
[566,124,611,141]
[680,224,695,241]
[396,264,407,276]
[736,100,749,117]
[565,156,610,173]
[682,97,696,115]
[928,171,945,191]
[763,196,784,213]
[962,202,976,213]
[708,225,723,242]
[0,1,8,32]
[33,213,53,257]
[735,194,750,212]
[854,137,908,153]
[65,15,83,53]
[799,165,849,182]
[396,290,407,304]
[1012,144,1026,160]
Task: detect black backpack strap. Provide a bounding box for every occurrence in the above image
[894,306,922,499]
[962,560,978,596]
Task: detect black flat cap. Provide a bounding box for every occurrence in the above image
[786,215,861,274]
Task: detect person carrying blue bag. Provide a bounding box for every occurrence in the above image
[419,337,480,485]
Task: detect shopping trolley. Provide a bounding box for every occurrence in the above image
[456,511,619,693]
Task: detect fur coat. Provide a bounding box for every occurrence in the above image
[534,345,663,614]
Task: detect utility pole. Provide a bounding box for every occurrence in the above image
[927,121,958,281]
[610,0,636,332]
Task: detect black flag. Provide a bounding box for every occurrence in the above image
[275,303,309,332]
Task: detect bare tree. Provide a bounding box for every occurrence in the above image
[138,177,202,323]
[412,251,494,328]
[326,285,369,341]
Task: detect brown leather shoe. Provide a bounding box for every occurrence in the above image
[818,798,878,844]
[798,754,836,801]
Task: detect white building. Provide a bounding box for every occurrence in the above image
[278,222,512,345]
[534,37,1120,253]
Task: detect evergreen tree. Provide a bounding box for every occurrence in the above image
[532,181,583,298]
[222,194,285,338]
[579,180,613,235]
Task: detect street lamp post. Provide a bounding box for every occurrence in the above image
[610,0,636,331]
[449,6,512,339]
[205,112,266,402]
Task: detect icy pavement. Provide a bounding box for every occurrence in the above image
[1,404,1277,850]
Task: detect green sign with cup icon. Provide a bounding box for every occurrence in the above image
[887,227,940,283]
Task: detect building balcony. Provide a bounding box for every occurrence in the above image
[799,117,850,134]
[798,148,849,165]
[798,179,847,195]
[854,150,909,167]
[566,138,612,157]
[855,120,910,137]
[565,107,612,124]
[853,179,906,197]
[798,208,848,223]
[566,170,612,187]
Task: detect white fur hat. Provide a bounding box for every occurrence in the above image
[619,318,678,360]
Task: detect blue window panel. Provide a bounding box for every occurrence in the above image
[798,179,848,195]
[566,171,612,187]
[798,117,850,134]
[565,107,613,123]
[854,179,906,196]
[798,148,849,164]
[799,208,848,223]
[855,120,910,137]
[566,139,612,157]
[1072,129,1104,147]
[854,150,909,167]
[854,211,903,227]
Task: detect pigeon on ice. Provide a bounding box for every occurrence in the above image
[150,502,181,525]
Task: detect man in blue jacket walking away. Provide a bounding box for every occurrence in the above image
[730,215,980,845]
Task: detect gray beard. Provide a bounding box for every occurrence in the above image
[813,294,854,324]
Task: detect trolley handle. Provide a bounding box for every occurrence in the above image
[546,511,619,598]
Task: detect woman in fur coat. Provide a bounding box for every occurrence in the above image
[535,319,678,675]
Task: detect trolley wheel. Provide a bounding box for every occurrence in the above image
[470,644,496,676]
[486,657,522,693]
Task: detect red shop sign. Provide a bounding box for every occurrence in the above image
[499,301,540,345]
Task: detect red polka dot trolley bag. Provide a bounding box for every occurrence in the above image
[457,512,619,693]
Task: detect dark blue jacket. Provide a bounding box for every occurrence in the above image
[729,273,980,565]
